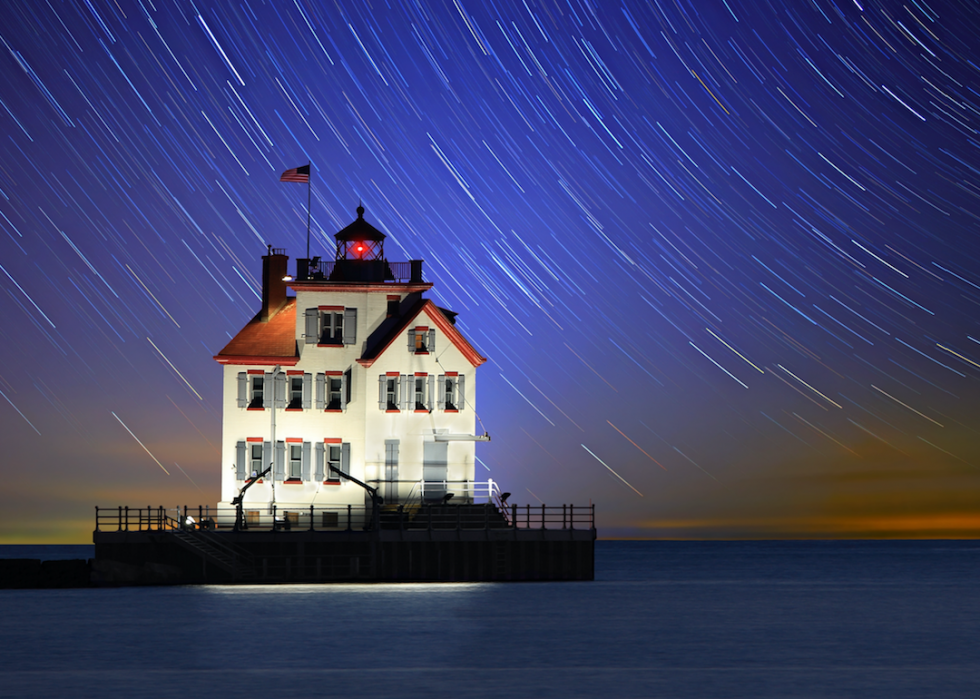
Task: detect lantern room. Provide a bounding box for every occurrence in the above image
[335,204,385,261]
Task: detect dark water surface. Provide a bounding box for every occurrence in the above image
[1,540,978,698]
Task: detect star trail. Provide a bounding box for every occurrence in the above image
[2,0,980,541]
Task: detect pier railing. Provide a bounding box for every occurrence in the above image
[95,502,595,533]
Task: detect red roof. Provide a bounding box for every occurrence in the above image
[213,296,486,368]
[357,298,487,368]
[214,298,299,365]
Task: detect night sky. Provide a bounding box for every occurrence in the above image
[2,0,980,542]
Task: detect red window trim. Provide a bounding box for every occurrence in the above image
[317,343,344,348]
[324,408,342,413]
[386,371,400,377]
[285,408,303,412]
[286,370,304,376]
[445,408,459,413]
[285,438,303,443]
[414,372,427,377]
[247,407,265,412]
[386,409,401,413]
[284,478,303,484]
[246,437,263,443]
[318,305,344,311]
[445,371,458,377]
[323,438,342,444]
[324,370,343,376]
[414,409,429,413]
[323,479,341,485]
[247,369,264,375]
[415,326,429,332]
[387,294,400,300]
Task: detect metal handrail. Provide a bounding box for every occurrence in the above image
[95,501,595,532]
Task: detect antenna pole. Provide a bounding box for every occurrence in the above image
[306,161,312,260]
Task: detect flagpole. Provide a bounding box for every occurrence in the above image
[306,160,312,260]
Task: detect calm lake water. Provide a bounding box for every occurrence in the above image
[1,540,978,698]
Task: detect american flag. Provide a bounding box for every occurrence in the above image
[279,164,310,183]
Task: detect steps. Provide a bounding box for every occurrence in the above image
[168,529,256,580]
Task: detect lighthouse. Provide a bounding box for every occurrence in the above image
[213,205,488,527]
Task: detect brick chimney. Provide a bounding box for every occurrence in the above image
[261,246,289,322]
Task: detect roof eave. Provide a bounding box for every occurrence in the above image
[214,355,300,366]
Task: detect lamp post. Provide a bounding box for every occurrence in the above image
[269,365,281,520]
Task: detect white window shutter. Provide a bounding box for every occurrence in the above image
[274,441,285,481]
[428,329,436,353]
[274,372,286,408]
[407,329,415,352]
[343,308,356,344]
[437,375,446,410]
[378,375,386,410]
[340,371,349,411]
[340,442,350,481]
[236,441,246,480]
[263,441,272,476]
[316,373,325,410]
[314,442,324,481]
[427,375,435,411]
[399,375,410,411]
[302,442,311,481]
[302,373,312,409]
[304,308,318,344]
[264,372,272,407]
[237,373,247,408]
[456,374,465,411]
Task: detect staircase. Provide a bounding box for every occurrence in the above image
[167,529,257,580]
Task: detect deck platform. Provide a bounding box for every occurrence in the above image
[92,503,596,584]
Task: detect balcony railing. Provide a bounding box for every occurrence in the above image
[94,500,595,533]
[299,259,420,283]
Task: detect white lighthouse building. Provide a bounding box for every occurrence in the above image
[214,206,487,526]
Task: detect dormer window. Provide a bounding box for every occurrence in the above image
[304,307,356,346]
[321,311,343,344]
[408,327,435,354]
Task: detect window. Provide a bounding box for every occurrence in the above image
[327,377,343,410]
[316,371,348,411]
[237,372,294,410]
[235,439,270,480]
[379,375,399,410]
[315,440,349,482]
[387,298,400,317]
[327,445,341,478]
[408,327,435,354]
[437,374,465,412]
[288,376,303,409]
[378,374,436,411]
[443,377,456,410]
[250,375,264,408]
[321,311,343,344]
[250,443,263,477]
[304,307,356,345]
[288,444,302,480]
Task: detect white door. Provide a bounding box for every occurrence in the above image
[422,441,448,501]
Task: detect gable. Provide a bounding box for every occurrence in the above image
[356,299,486,368]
